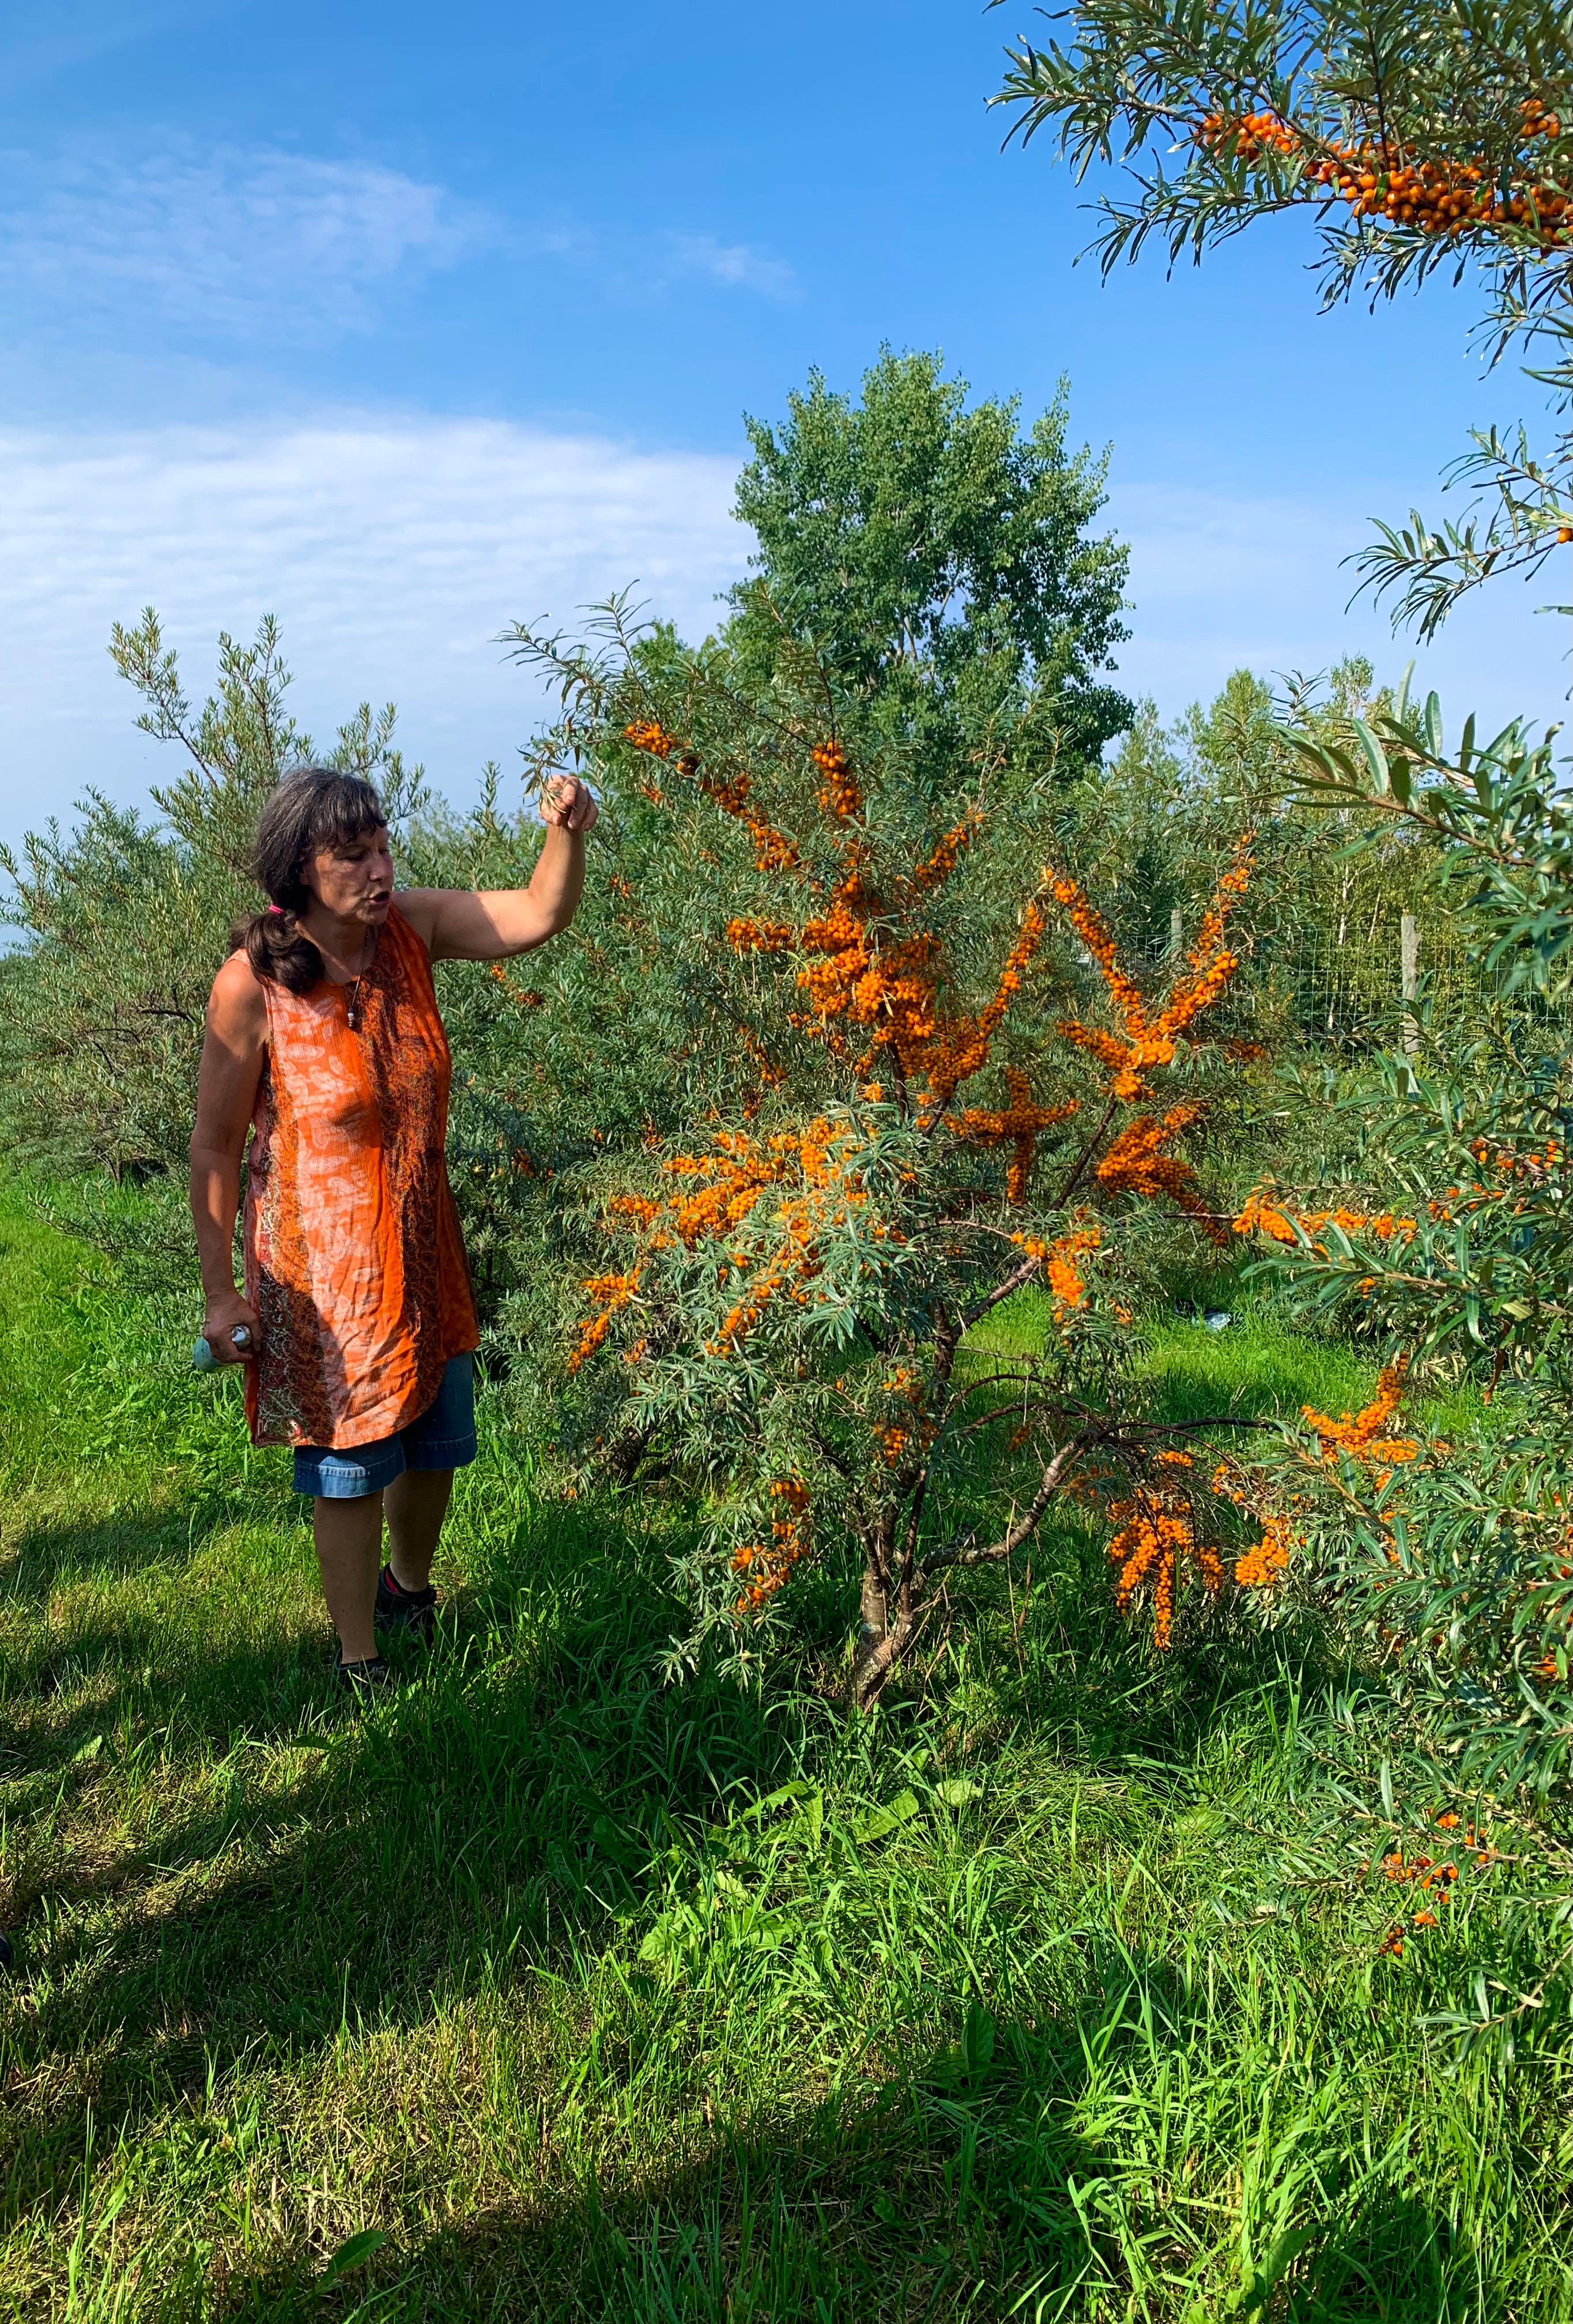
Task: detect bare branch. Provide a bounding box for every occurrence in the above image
[927,1428,1102,1571]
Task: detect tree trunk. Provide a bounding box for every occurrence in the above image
[848,1556,914,1712]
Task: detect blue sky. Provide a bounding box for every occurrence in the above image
[0,0,1566,842]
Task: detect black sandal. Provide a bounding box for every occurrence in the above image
[335,1651,396,1700]
[375,1562,437,1643]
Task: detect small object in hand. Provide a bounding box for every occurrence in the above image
[193,1324,253,1371]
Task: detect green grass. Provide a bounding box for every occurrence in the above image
[1,1190,1570,2321]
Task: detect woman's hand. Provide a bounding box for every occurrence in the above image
[541,775,598,833]
[202,1288,261,1363]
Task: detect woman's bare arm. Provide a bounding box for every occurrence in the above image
[397,775,598,963]
[190,952,267,1361]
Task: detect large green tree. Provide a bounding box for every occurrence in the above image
[725,349,1133,799]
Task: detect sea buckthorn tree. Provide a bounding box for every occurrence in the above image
[995,3,1573,1795]
[993,0,1573,636]
[506,608,1278,1704]
[1230,688,1572,1793]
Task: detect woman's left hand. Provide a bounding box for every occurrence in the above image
[541,775,598,833]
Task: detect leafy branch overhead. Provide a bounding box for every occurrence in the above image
[993,0,1573,631]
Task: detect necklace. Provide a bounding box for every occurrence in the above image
[344,927,377,1032]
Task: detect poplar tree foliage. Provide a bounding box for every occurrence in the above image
[725,349,1133,797]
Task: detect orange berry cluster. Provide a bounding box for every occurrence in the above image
[871,1363,937,1470]
[1009,1221,1102,1310]
[1199,98,1573,248]
[950,1070,1080,1202]
[910,813,979,895]
[732,1477,812,1612]
[1303,1361,1419,1476]
[630,723,1046,1125]
[697,768,801,874]
[797,873,1051,1122]
[1107,1484,1225,1651]
[1209,1455,1300,1591]
[569,1120,874,1369]
[1374,1821,1481,1956]
[1233,1187,1417,1249]
[624,720,800,873]
[727,917,795,954]
[489,963,548,1010]
[1096,1450,1307,1650]
[1471,1134,1564,1180]
[1233,1513,1295,1588]
[1198,107,1300,162]
[624,719,674,757]
[1095,1103,1226,1244]
[1051,839,1253,1101]
[567,1265,643,1371]
[812,739,863,822]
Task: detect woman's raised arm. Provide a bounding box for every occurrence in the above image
[399,775,598,963]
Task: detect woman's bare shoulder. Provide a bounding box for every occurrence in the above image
[392,889,441,950]
[208,948,267,1038]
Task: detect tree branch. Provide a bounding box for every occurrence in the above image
[926,1428,1102,1572]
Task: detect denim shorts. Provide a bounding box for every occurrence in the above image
[292,1354,478,1499]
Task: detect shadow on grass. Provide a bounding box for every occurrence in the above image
[0,1495,808,2219]
[0,1489,328,1785]
[119,1964,1464,2324]
[0,1476,1369,2248]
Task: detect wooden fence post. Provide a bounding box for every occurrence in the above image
[1169,905,1183,960]
[1401,912,1420,1070]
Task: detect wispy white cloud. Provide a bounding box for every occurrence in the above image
[0,416,746,841]
[0,427,1557,851]
[663,232,799,301]
[0,145,491,339]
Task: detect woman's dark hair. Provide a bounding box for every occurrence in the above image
[232,766,388,992]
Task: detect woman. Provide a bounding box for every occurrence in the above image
[190,763,597,1695]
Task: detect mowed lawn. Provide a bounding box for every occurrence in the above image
[0,1189,1568,2322]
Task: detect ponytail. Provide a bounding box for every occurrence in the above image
[230,765,387,992]
[231,900,325,995]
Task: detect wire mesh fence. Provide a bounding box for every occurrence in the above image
[1101,905,1569,1054]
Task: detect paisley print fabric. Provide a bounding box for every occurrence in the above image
[243,904,478,1450]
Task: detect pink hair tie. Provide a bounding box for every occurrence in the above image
[267,903,285,915]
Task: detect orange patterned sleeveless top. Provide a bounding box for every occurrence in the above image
[243,904,478,1450]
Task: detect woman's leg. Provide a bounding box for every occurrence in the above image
[382,1467,454,1594]
[313,1491,384,1663]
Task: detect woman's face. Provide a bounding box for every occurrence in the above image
[302,825,394,926]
